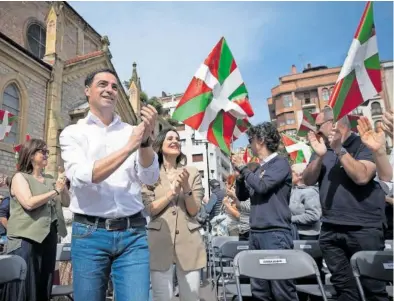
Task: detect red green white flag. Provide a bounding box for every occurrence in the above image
[243,147,260,164]
[282,134,312,163]
[233,118,251,141]
[329,1,381,121]
[348,114,361,133]
[172,37,254,154]
[0,109,18,141]
[296,109,317,137]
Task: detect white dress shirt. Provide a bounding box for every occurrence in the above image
[260,152,278,166]
[59,111,159,218]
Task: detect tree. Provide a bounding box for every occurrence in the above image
[167,118,180,126]
[147,97,164,115]
[140,91,148,104]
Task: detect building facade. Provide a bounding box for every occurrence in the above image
[158,93,232,194]
[0,2,167,194]
[267,62,393,149]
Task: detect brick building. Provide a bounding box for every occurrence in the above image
[0,2,165,191]
[267,62,393,139]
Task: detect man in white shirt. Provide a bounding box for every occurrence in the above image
[59,69,159,301]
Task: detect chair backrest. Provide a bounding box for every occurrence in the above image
[293,240,322,259]
[350,251,393,282]
[220,241,249,260]
[233,250,320,280]
[385,240,393,251]
[212,236,239,250]
[0,255,27,284]
[56,243,71,261]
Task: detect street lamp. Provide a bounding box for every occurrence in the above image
[191,132,211,196]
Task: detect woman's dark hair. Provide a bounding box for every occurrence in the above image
[247,122,281,153]
[17,138,47,174]
[152,128,187,167]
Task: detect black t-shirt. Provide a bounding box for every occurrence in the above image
[309,133,385,227]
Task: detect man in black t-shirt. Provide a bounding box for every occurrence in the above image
[303,109,388,301]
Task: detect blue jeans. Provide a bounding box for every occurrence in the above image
[71,221,150,301]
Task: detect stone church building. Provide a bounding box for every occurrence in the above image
[0,1,161,186]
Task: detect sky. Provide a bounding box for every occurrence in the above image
[70,1,393,147]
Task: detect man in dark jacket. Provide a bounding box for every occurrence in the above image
[232,122,298,301]
[205,179,226,221]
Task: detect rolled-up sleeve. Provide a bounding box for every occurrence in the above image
[134,152,159,186]
[59,127,94,188]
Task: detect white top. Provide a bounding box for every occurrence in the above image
[59,111,159,218]
[375,152,394,197]
[260,152,278,166]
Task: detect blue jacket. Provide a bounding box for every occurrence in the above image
[236,155,292,231]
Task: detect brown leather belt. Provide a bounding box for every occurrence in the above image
[74,212,146,231]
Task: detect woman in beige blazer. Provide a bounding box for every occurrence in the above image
[142,128,206,301]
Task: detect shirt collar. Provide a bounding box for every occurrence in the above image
[81,111,121,128]
[261,152,278,166]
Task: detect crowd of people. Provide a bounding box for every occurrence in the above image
[0,68,392,301]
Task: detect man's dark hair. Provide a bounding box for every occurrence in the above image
[84,68,117,87]
[247,122,281,152]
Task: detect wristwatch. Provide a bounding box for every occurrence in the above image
[140,137,152,148]
[236,164,247,172]
[336,147,347,158]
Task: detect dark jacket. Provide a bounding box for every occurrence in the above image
[206,187,226,220]
[236,155,292,231]
[0,197,10,236]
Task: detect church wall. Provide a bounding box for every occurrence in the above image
[0,59,48,174]
[0,2,101,61]
[61,76,86,128]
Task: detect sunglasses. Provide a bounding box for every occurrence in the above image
[37,149,50,155]
[316,119,333,131]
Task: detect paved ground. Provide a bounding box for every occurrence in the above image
[172,281,217,301]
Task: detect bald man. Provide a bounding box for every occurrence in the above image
[303,109,388,301]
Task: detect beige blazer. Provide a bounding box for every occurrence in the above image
[142,165,207,272]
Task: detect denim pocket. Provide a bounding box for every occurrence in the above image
[127,225,147,236]
[72,222,97,239]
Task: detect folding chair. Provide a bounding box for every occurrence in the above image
[0,255,27,301]
[385,240,393,251]
[218,240,250,301]
[350,250,393,300]
[210,236,238,286]
[51,243,74,301]
[293,240,337,299]
[233,250,329,301]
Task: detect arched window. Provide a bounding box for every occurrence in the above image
[371,102,382,116]
[2,84,20,144]
[26,22,46,59]
[322,88,330,101]
[329,87,334,96]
